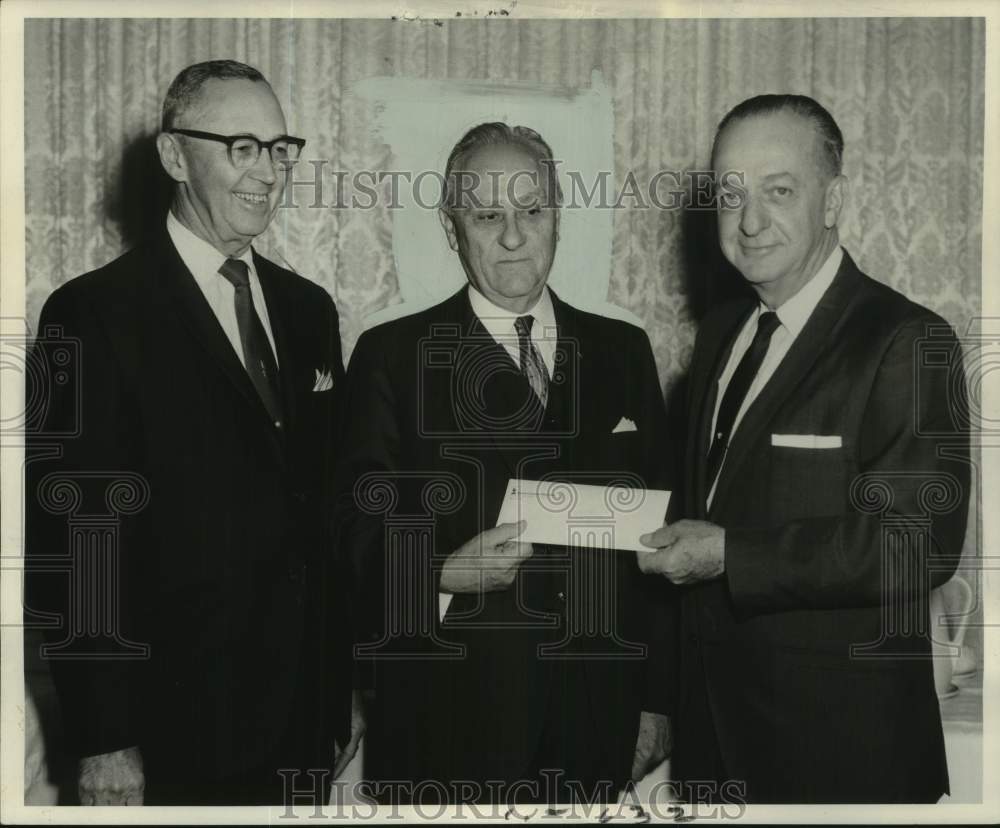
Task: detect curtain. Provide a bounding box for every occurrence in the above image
[24,17,984,383]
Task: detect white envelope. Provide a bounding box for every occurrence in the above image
[495,479,671,552]
[771,433,843,449]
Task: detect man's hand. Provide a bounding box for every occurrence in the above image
[78,746,144,805]
[332,690,366,780]
[439,521,533,593]
[637,519,726,585]
[631,711,671,782]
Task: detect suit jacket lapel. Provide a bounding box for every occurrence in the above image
[689,299,755,516]
[152,233,284,463]
[709,253,863,516]
[255,251,301,441]
[418,289,500,441]
[548,291,582,461]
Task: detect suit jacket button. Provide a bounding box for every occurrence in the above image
[557,591,566,602]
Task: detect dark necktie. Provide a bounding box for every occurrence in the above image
[514,314,549,409]
[705,310,781,488]
[218,258,284,428]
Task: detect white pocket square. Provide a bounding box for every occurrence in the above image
[312,368,334,392]
[612,416,638,434]
[771,433,842,449]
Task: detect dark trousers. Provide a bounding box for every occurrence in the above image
[143,732,334,806]
[143,762,329,806]
[513,659,626,807]
[143,662,333,806]
[670,642,730,806]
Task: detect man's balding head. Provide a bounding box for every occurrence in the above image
[442,122,562,212]
[161,59,268,132]
[712,94,844,182]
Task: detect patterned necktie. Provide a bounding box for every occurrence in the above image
[514,314,549,409]
[218,258,284,428]
[705,310,781,487]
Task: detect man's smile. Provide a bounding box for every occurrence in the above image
[233,191,269,206]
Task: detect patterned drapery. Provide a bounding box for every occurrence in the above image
[24,17,984,385]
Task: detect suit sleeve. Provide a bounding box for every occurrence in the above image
[332,329,403,683]
[724,317,971,614]
[630,327,679,715]
[319,290,354,745]
[25,285,145,758]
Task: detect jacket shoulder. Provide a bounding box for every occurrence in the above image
[255,252,332,304]
[556,301,655,355]
[852,269,952,334]
[569,305,646,335]
[38,245,151,324]
[352,293,466,358]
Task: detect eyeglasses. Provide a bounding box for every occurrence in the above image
[168,129,306,169]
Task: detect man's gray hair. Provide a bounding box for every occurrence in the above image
[442,121,562,210]
[161,60,267,132]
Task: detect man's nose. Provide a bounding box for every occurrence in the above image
[739,194,769,237]
[249,147,278,185]
[499,212,526,250]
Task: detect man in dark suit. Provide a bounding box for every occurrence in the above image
[336,123,674,806]
[25,60,360,805]
[639,94,971,803]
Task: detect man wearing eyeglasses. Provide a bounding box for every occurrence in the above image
[26,60,359,805]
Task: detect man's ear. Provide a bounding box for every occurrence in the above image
[156,132,188,184]
[438,208,460,252]
[554,207,561,242]
[823,175,847,229]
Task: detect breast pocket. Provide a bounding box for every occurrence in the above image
[594,430,650,484]
[769,443,851,522]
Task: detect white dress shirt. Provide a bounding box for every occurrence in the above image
[166,211,279,368]
[466,284,557,378]
[707,246,843,507]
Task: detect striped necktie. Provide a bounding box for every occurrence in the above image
[514,314,549,409]
[218,258,284,429]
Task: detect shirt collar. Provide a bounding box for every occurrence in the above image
[767,245,843,337]
[466,284,556,341]
[166,211,255,279]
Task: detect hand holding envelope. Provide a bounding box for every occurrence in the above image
[637,519,726,585]
[439,520,534,594]
[495,479,671,552]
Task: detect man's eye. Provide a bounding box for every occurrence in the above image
[717,191,744,210]
[230,140,260,166]
[231,139,257,155]
[475,212,500,222]
[525,206,541,216]
[771,186,792,198]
